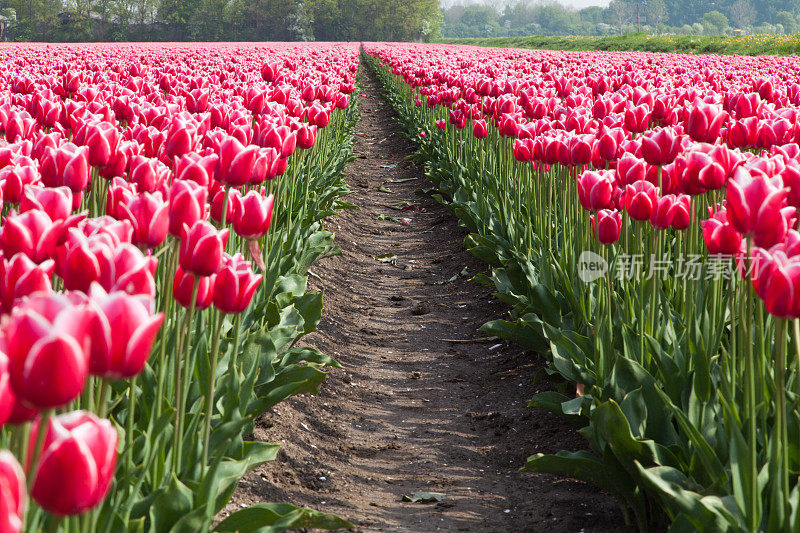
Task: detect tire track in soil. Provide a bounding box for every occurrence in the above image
[226,70,628,532]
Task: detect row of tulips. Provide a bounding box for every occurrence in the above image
[0,42,358,532]
[366,43,800,532]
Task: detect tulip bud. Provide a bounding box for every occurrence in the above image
[0,252,54,313]
[651,194,692,231]
[702,207,742,256]
[0,210,63,264]
[83,122,120,168]
[472,119,488,139]
[726,167,791,248]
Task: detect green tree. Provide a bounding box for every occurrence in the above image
[774,10,797,33]
[647,0,668,33]
[702,9,729,34]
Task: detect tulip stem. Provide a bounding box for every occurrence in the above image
[220,184,231,229]
[173,278,200,474]
[96,379,110,419]
[793,319,800,400]
[125,375,137,475]
[201,312,225,473]
[27,409,53,492]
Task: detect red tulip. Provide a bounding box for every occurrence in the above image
[174,152,218,187]
[83,122,120,168]
[128,156,169,194]
[726,167,792,248]
[640,128,682,166]
[213,254,262,314]
[758,252,800,318]
[623,104,651,133]
[231,191,274,240]
[0,162,40,204]
[297,124,317,150]
[472,119,488,139]
[0,210,62,264]
[29,411,117,516]
[85,287,163,379]
[40,143,90,194]
[0,252,54,313]
[119,192,169,249]
[685,102,727,143]
[179,220,228,277]
[168,180,207,238]
[624,180,659,222]
[577,170,614,211]
[651,194,692,231]
[590,209,622,245]
[0,450,25,533]
[216,137,261,187]
[3,293,90,410]
[702,206,743,256]
[173,266,215,310]
[21,184,72,220]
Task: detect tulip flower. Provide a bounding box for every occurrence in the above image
[0,252,55,313]
[472,119,488,139]
[640,128,682,167]
[590,209,622,245]
[173,267,215,310]
[297,124,317,150]
[726,167,792,248]
[0,210,63,264]
[40,143,90,194]
[651,194,692,231]
[758,252,800,318]
[702,207,743,256]
[128,155,169,194]
[577,170,614,212]
[85,287,163,379]
[215,137,262,187]
[0,163,40,204]
[29,411,117,516]
[0,450,25,533]
[685,102,727,143]
[174,152,218,187]
[83,122,121,168]
[20,185,74,222]
[168,179,207,238]
[231,191,274,240]
[118,192,169,249]
[4,293,90,410]
[179,220,228,277]
[624,181,659,222]
[213,254,262,314]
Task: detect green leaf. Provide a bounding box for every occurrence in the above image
[149,475,195,533]
[214,503,353,532]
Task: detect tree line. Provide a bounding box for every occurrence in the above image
[442,0,799,39]
[1,0,441,42]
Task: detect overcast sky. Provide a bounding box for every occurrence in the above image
[440,0,611,9]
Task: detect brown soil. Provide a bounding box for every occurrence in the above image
[225,71,629,532]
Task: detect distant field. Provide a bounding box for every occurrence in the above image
[438,33,800,55]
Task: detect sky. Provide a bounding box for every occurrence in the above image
[439,0,611,9]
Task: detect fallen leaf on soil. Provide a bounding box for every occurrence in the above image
[378,185,392,192]
[375,253,398,264]
[402,492,446,503]
[376,214,400,222]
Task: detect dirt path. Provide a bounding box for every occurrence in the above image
[228,71,627,532]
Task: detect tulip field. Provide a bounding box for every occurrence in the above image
[0,42,359,532]
[364,43,800,531]
[3,36,800,533]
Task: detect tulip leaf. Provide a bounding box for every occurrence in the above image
[214,503,353,532]
[149,475,195,533]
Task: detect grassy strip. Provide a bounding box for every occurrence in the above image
[438,32,800,56]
